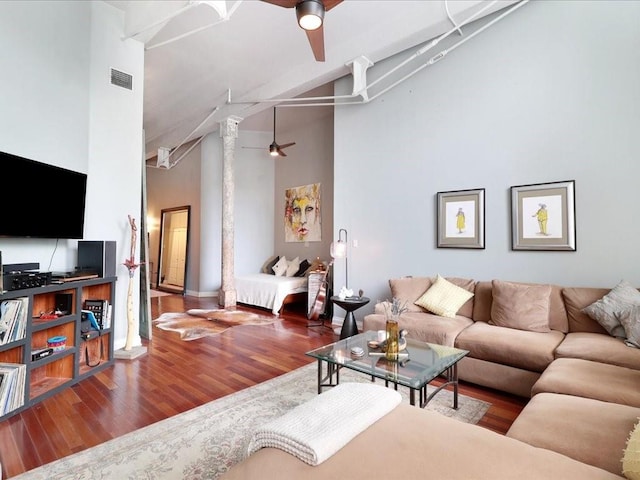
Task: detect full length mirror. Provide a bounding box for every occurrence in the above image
[157,206,190,295]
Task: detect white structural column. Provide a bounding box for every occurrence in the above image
[219,116,243,307]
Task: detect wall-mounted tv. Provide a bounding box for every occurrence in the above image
[1,151,87,239]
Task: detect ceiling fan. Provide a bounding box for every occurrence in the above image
[261,0,344,62]
[269,107,295,157]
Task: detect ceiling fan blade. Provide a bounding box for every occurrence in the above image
[278,149,288,157]
[305,26,325,62]
[324,0,343,11]
[279,142,296,149]
[260,0,297,8]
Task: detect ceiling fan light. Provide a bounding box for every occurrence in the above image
[296,0,324,31]
[269,143,279,156]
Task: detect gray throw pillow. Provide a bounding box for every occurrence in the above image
[616,306,640,348]
[581,280,640,338]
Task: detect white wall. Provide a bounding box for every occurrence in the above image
[146,143,202,295]
[199,129,275,296]
[334,1,640,314]
[0,1,145,350]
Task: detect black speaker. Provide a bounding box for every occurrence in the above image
[55,293,73,315]
[77,241,117,278]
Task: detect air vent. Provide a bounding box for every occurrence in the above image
[110,68,133,90]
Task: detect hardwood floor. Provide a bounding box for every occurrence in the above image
[0,294,528,478]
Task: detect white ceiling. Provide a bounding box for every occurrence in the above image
[105,0,519,160]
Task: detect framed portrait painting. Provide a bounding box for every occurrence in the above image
[510,180,576,251]
[284,183,321,243]
[436,188,485,249]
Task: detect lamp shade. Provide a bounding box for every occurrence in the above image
[296,0,324,31]
[330,240,347,259]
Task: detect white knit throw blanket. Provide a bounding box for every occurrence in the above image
[247,382,402,466]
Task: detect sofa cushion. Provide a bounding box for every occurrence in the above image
[389,276,475,318]
[454,321,564,372]
[473,280,568,332]
[221,403,623,480]
[457,356,541,398]
[555,332,640,371]
[582,280,640,339]
[617,305,640,349]
[507,392,640,476]
[490,280,552,333]
[623,419,640,480]
[362,312,473,347]
[414,274,474,318]
[531,358,640,407]
[562,287,610,334]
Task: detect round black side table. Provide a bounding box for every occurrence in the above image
[330,296,370,339]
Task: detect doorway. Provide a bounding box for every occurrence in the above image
[157,206,190,295]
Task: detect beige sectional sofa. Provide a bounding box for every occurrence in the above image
[363,276,640,398]
[222,276,640,479]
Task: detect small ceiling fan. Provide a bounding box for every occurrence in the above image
[269,107,295,157]
[261,0,344,62]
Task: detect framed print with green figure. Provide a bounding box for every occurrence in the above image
[510,180,576,251]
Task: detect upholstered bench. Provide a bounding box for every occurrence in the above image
[531,358,640,407]
[506,392,640,476]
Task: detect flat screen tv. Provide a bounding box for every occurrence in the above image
[1,151,87,239]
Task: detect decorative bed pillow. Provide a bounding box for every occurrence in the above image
[623,419,640,480]
[414,274,474,318]
[261,255,279,275]
[581,280,640,339]
[272,256,288,276]
[617,306,640,348]
[285,257,301,277]
[294,259,310,277]
[490,280,551,333]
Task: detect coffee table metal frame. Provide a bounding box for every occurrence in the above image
[306,331,469,409]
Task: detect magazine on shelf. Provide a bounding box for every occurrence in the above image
[0,362,26,415]
[0,297,28,345]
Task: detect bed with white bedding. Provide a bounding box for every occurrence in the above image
[235,273,308,315]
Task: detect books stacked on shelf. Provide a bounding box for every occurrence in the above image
[0,362,26,415]
[83,299,112,329]
[0,297,28,345]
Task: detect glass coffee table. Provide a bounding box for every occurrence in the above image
[306,331,469,409]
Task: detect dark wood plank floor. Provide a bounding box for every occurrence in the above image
[0,294,528,478]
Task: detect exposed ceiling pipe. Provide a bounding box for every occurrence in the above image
[445,0,465,36]
[122,1,201,41]
[145,1,243,51]
[228,0,504,107]
[270,0,529,109]
[366,0,529,103]
[161,0,528,154]
[154,106,219,168]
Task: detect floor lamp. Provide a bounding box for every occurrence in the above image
[330,228,348,290]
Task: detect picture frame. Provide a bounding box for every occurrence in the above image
[436,188,485,249]
[510,180,576,251]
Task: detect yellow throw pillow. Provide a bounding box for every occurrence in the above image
[623,419,640,480]
[414,274,474,318]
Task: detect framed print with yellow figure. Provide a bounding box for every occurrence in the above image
[284,183,321,243]
[436,188,485,249]
[510,180,576,251]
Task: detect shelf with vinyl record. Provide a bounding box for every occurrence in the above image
[0,276,116,421]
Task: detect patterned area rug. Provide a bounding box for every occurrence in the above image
[14,363,490,480]
[153,309,276,340]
